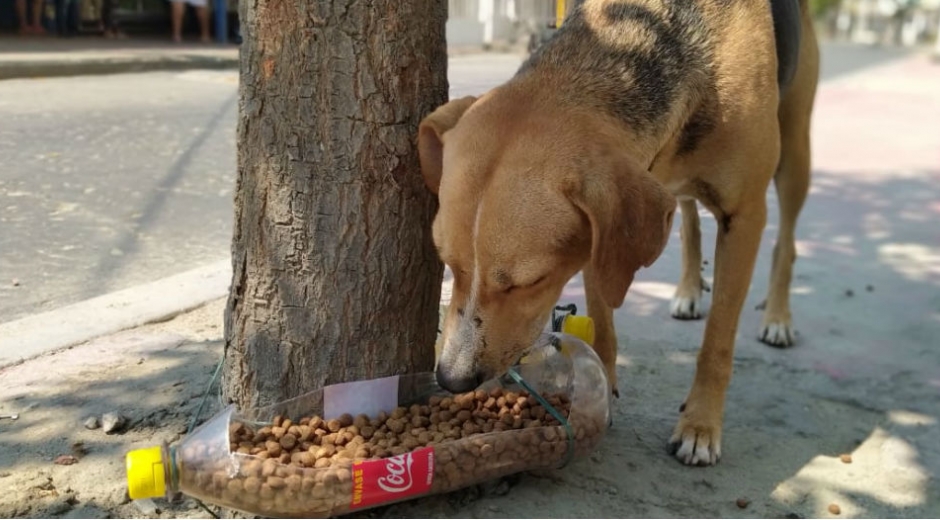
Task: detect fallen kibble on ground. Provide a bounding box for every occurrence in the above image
[839,453,852,464]
[71,441,88,457]
[828,503,841,515]
[736,498,750,509]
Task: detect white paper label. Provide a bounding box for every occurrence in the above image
[323,375,400,420]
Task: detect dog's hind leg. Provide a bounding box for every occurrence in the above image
[759,7,819,347]
[671,199,708,320]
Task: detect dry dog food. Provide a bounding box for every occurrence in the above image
[175,387,605,517]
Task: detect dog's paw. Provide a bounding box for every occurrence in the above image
[671,279,709,320]
[669,411,722,466]
[759,320,796,347]
[670,294,704,320]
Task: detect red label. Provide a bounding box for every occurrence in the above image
[350,447,435,510]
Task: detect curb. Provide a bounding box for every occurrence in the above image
[0,54,240,81]
[0,259,231,368]
[0,45,526,81]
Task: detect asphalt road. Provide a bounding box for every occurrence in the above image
[0,42,917,324]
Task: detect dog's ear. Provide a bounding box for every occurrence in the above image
[418,96,478,194]
[569,149,676,308]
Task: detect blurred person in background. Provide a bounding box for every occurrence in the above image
[15,0,45,35]
[52,0,79,37]
[99,0,125,38]
[169,0,209,43]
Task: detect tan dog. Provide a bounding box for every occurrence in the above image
[419,0,819,465]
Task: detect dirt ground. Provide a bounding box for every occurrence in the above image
[2,49,940,519]
[0,287,938,519]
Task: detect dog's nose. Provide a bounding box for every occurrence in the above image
[435,364,484,394]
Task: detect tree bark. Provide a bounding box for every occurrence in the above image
[223,0,448,409]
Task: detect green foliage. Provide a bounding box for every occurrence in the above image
[809,0,841,16]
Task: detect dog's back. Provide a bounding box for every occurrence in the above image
[516,0,805,140]
[517,0,716,136]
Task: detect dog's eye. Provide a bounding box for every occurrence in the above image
[504,276,547,294]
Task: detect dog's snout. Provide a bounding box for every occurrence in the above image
[436,364,485,394]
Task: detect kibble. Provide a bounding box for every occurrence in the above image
[184,388,605,517]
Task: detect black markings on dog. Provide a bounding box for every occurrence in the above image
[517,0,715,133]
[690,179,722,211]
[721,214,733,233]
[677,107,716,155]
[771,0,802,93]
[679,402,687,412]
[473,315,483,327]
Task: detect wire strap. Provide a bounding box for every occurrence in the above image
[184,357,224,519]
[506,367,576,468]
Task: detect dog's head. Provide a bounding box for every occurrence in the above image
[419,92,675,393]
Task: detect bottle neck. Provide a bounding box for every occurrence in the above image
[164,444,180,496]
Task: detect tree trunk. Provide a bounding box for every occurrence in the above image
[223,0,448,409]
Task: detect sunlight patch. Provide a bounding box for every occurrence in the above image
[772,426,929,511]
[888,410,936,426]
[666,351,696,365]
[630,281,677,301]
[878,243,940,283]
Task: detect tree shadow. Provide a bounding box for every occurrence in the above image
[0,329,225,518]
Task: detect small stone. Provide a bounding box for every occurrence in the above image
[839,453,852,464]
[828,503,841,515]
[101,412,126,434]
[866,284,874,292]
[134,498,158,516]
[83,416,100,430]
[844,289,854,297]
[11,279,20,287]
[736,498,750,509]
[54,454,79,465]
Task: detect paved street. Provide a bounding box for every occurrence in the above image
[0,42,924,324]
[0,40,939,519]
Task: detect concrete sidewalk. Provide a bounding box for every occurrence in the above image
[0,36,518,80]
[0,37,240,80]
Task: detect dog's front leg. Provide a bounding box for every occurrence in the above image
[583,265,619,397]
[670,199,767,465]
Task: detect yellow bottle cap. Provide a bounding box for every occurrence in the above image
[126,446,167,500]
[561,315,595,346]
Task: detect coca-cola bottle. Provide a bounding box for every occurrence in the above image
[126,311,610,517]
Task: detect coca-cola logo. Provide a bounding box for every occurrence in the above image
[350,446,433,510]
[376,453,414,493]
